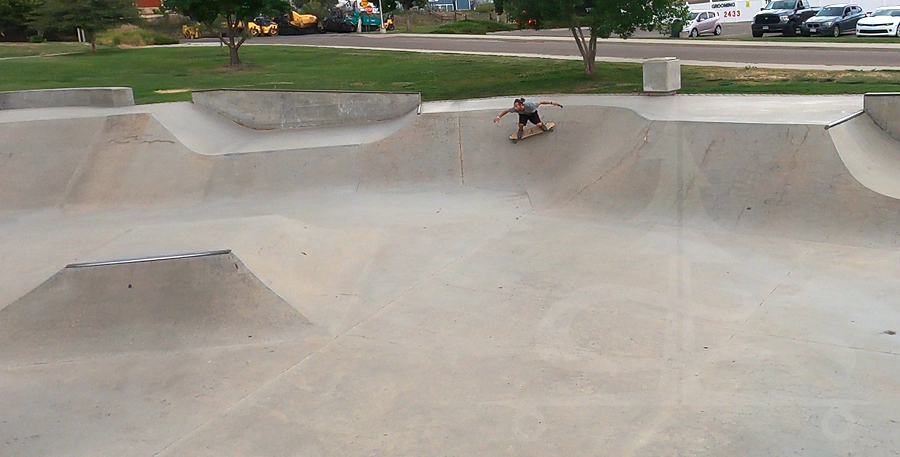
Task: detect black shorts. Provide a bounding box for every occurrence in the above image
[518,111,542,126]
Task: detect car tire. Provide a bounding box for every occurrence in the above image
[270,28,278,36]
[250,28,260,37]
[896,26,900,37]
[714,24,722,35]
[752,29,764,37]
[802,30,811,37]
[690,28,699,37]
[783,24,796,36]
[832,25,840,37]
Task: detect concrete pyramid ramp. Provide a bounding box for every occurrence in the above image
[0,251,322,456]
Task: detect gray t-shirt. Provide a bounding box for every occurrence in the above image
[511,101,539,115]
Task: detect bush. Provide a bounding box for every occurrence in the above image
[28,34,47,43]
[430,19,517,34]
[97,25,179,46]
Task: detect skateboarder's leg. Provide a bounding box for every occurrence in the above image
[517,114,528,139]
[529,112,547,131]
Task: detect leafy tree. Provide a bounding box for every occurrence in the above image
[299,0,332,26]
[29,0,139,51]
[509,0,687,75]
[493,0,503,14]
[0,0,41,41]
[164,0,289,65]
[261,0,292,16]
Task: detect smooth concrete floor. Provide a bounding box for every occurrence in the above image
[1,95,899,456]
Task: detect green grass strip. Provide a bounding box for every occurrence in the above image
[1,45,899,104]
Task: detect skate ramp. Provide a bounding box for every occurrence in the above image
[6,102,887,245]
[0,250,322,457]
[2,95,900,456]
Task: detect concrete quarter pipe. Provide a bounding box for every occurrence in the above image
[1,93,899,456]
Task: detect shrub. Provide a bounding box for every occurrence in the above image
[97,25,179,46]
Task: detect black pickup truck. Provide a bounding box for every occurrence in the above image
[751,0,820,36]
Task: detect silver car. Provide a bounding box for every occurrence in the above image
[684,10,723,37]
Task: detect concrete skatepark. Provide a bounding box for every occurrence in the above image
[1,88,900,456]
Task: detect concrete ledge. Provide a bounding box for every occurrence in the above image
[864,92,900,141]
[643,57,681,95]
[191,89,421,130]
[0,87,134,110]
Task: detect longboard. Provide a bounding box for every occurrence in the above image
[510,122,554,142]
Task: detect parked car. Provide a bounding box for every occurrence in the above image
[683,10,723,37]
[752,0,819,37]
[856,6,900,36]
[800,3,866,36]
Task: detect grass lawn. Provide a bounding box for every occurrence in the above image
[0,42,92,59]
[1,44,899,104]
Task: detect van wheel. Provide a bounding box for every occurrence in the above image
[690,28,699,37]
[714,24,722,35]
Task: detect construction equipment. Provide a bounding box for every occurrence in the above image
[323,8,393,32]
[247,16,279,36]
[182,23,201,39]
[276,11,321,35]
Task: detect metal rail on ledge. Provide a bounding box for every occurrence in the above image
[824,110,866,130]
[66,249,232,269]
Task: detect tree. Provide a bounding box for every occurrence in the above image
[398,0,427,31]
[509,0,687,75]
[163,0,289,66]
[299,0,331,27]
[0,0,41,41]
[29,0,139,51]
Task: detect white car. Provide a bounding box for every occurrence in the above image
[856,6,900,36]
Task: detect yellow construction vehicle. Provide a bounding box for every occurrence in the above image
[182,23,201,39]
[247,16,279,36]
[276,11,321,34]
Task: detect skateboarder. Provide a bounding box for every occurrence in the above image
[493,98,563,139]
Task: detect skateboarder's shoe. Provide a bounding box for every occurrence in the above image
[540,124,548,131]
[516,129,523,139]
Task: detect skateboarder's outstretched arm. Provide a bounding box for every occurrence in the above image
[538,100,564,108]
[493,109,511,123]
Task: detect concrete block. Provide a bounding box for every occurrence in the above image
[643,57,681,94]
[192,89,421,130]
[0,87,134,110]
[864,92,900,142]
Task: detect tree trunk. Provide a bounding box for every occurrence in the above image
[406,14,411,32]
[90,36,96,53]
[570,25,595,75]
[223,14,245,66]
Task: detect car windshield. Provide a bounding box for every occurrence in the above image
[689,12,699,19]
[818,6,845,15]
[872,8,900,16]
[765,1,796,9]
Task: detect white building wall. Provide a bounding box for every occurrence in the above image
[690,0,899,22]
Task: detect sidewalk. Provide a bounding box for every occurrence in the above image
[396,31,900,50]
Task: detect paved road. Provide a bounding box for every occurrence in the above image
[201,29,900,70]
